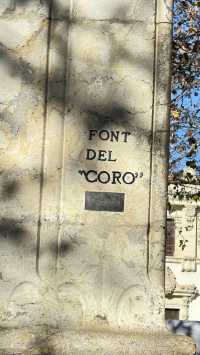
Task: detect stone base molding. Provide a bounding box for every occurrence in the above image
[0,327,196,355]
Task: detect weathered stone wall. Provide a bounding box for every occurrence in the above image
[0,0,196,354]
[0,0,51,327]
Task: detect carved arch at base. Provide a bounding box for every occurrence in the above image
[58,283,85,327]
[3,281,61,327]
[116,284,149,329]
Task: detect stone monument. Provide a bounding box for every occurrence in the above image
[0,0,195,354]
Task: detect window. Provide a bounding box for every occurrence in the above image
[166,219,175,256]
[165,308,180,320]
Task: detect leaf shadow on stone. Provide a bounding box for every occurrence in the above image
[0,0,171,343]
[0,178,28,245]
[0,0,162,265]
[49,239,75,257]
[31,341,56,355]
[0,217,28,244]
[0,0,168,167]
[1,179,20,200]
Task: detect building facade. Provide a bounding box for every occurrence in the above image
[166,183,200,320]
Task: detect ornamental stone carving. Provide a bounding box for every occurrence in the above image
[165,267,176,296]
[181,258,197,272]
[185,206,196,230]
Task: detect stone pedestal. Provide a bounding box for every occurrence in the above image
[0,328,195,355]
[0,0,195,354]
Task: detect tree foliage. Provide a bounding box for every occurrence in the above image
[169,0,200,181]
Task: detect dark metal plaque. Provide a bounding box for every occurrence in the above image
[85,191,124,212]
